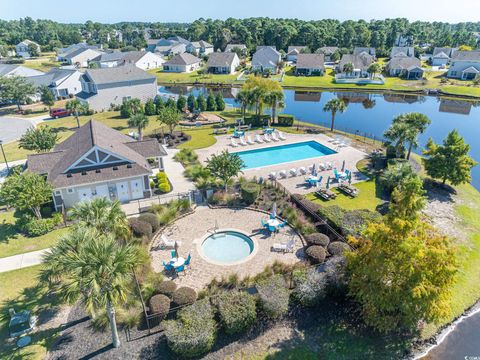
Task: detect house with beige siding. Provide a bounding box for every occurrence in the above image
[163,53,201,73]
[447,51,480,80]
[76,66,158,111]
[62,47,104,67]
[26,120,167,210]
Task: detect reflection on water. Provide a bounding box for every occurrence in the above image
[439,99,473,115]
[383,93,425,104]
[294,91,322,102]
[162,86,239,99]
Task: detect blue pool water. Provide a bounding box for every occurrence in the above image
[235,141,336,170]
[202,231,254,264]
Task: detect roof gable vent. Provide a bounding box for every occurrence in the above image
[126,164,132,169]
[81,171,87,175]
[95,169,101,173]
[67,173,73,178]
[113,166,118,171]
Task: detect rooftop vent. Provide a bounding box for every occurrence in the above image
[126,164,132,169]
[113,166,118,171]
[95,169,101,173]
[81,171,87,175]
[66,173,72,178]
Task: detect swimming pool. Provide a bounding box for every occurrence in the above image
[235,141,336,169]
[201,231,254,264]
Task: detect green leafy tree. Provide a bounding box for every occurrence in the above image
[120,98,143,118]
[128,113,149,141]
[206,92,217,111]
[41,229,139,348]
[383,120,411,158]
[423,130,477,186]
[323,98,347,132]
[177,95,187,112]
[187,94,197,112]
[165,98,176,109]
[215,93,225,111]
[379,161,416,193]
[206,150,244,190]
[367,63,382,78]
[331,51,341,62]
[28,43,40,57]
[197,93,207,112]
[66,99,89,128]
[394,113,431,160]
[388,175,426,223]
[157,107,181,135]
[154,97,165,114]
[19,126,58,153]
[39,85,55,108]
[0,170,53,219]
[342,62,354,74]
[144,99,156,116]
[0,75,37,110]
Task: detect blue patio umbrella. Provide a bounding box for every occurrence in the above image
[341,160,346,172]
[348,172,352,184]
[272,202,277,218]
[326,176,330,189]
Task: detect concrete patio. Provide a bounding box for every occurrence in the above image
[150,207,304,290]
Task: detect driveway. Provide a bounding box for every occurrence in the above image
[0,116,38,143]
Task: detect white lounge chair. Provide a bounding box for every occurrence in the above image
[319,163,326,171]
[289,168,297,177]
[279,170,287,178]
[325,162,333,170]
[230,138,239,147]
[239,137,248,146]
[298,167,307,175]
[255,134,264,143]
[269,172,277,180]
[271,239,295,253]
[278,131,286,140]
[247,136,255,145]
[264,134,272,142]
[271,132,280,142]
[161,234,182,249]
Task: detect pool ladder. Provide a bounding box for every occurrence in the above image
[207,220,219,234]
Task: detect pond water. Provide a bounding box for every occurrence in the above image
[159,86,480,190]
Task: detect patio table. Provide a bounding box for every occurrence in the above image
[170,257,185,268]
[263,128,275,134]
[267,219,281,228]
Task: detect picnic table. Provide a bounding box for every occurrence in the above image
[214,127,228,134]
[315,188,337,200]
[170,257,185,268]
[338,184,359,197]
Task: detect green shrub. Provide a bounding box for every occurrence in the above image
[240,182,260,205]
[327,242,350,256]
[173,287,197,306]
[141,272,165,300]
[138,213,160,232]
[216,291,257,334]
[117,305,142,329]
[317,205,345,231]
[292,268,328,307]
[174,148,199,166]
[19,212,62,237]
[157,280,177,298]
[158,181,171,193]
[305,233,330,247]
[128,218,153,240]
[324,256,348,298]
[305,245,326,264]
[243,115,270,127]
[149,294,171,318]
[164,298,217,358]
[256,275,289,319]
[277,114,294,127]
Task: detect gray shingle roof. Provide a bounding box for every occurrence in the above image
[296,54,325,69]
[353,47,376,57]
[287,46,308,55]
[0,64,19,76]
[27,68,78,87]
[92,51,125,62]
[27,120,166,188]
[252,47,281,68]
[85,66,156,85]
[387,56,421,70]
[317,47,338,55]
[225,44,246,52]
[164,53,201,66]
[338,53,374,71]
[433,47,457,58]
[390,47,415,58]
[452,50,480,61]
[206,52,237,67]
[64,47,102,60]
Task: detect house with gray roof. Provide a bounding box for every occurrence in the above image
[76,66,157,110]
[252,47,281,73]
[61,47,104,67]
[337,53,374,78]
[147,38,187,56]
[287,46,309,62]
[295,54,325,76]
[390,46,415,58]
[224,44,247,55]
[386,56,424,79]
[206,52,240,74]
[353,47,376,59]
[188,40,214,56]
[432,47,458,66]
[316,47,339,62]
[26,120,167,210]
[28,68,83,99]
[57,43,100,62]
[15,40,40,59]
[0,64,44,78]
[163,53,201,73]
[91,51,164,70]
[447,51,480,80]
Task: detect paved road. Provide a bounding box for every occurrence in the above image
[0,116,37,143]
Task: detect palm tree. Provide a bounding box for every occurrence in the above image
[265,89,285,126]
[400,113,431,160]
[343,62,354,75]
[69,198,129,240]
[323,98,347,132]
[66,99,86,128]
[128,113,149,141]
[41,229,139,348]
[383,120,412,158]
[367,63,382,79]
[235,89,251,122]
[251,86,267,118]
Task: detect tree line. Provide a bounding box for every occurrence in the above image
[0,17,479,57]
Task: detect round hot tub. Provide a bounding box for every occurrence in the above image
[200,230,254,265]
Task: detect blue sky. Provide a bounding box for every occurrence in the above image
[1,0,479,23]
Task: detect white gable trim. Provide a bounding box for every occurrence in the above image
[65,145,133,172]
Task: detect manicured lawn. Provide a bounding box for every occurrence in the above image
[0,211,68,258]
[148,68,240,84]
[0,265,61,360]
[178,127,217,150]
[22,54,61,73]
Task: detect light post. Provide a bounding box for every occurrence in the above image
[0,139,9,173]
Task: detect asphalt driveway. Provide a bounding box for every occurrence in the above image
[0,116,37,143]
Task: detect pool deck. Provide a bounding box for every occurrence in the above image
[196,131,369,195]
[150,207,304,291]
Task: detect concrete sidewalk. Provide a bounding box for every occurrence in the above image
[0,249,49,273]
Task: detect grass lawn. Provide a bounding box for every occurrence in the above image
[22,54,61,73]
[148,68,240,85]
[0,211,68,258]
[0,265,61,360]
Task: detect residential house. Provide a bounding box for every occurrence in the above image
[0,64,44,77]
[386,56,424,79]
[28,68,83,99]
[146,38,187,56]
[15,40,40,59]
[26,120,167,210]
[390,46,415,58]
[337,53,374,78]
[188,40,214,56]
[286,46,308,62]
[251,47,281,73]
[57,43,100,62]
[295,54,325,76]
[317,47,339,62]
[62,47,104,68]
[90,51,165,70]
[224,44,247,55]
[76,66,157,110]
[394,34,413,47]
[163,53,201,73]
[431,47,458,66]
[353,47,376,59]
[447,51,480,80]
[256,45,277,51]
[206,52,240,74]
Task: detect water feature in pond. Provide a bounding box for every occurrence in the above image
[159,86,480,189]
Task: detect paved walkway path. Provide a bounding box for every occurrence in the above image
[0,114,47,144]
[0,248,49,273]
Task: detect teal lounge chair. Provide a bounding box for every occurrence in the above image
[171,250,176,258]
[175,265,185,275]
[184,254,191,267]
